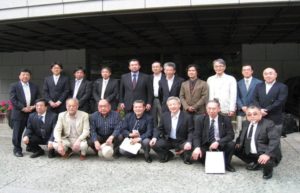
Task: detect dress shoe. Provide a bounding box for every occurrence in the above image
[26,146,34,153]
[159,152,174,163]
[62,149,73,159]
[144,156,152,163]
[246,162,261,171]
[80,154,86,161]
[48,149,56,158]
[183,160,192,165]
[225,165,236,172]
[14,152,23,157]
[30,150,45,158]
[263,171,273,179]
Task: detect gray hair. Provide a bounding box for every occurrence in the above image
[213,58,226,67]
[163,62,176,70]
[166,96,181,105]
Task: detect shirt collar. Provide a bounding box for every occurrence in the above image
[210,115,218,122]
[38,112,46,117]
[21,81,29,86]
[53,74,60,78]
[166,75,175,81]
[171,110,180,118]
[244,76,252,81]
[153,73,162,78]
[131,72,139,76]
[265,80,276,86]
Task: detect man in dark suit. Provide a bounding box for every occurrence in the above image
[252,67,288,136]
[150,97,193,164]
[43,62,69,114]
[235,105,282,179]
[23,98,57,158]
[236,64,262,137]
[9,68,40,157]
[191,99,236,172]
[159,62,184,112]
[120,59,152,112]
[69,67,92,113]
[93,66,119,111]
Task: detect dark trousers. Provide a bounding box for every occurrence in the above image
[28,135,48,152]
[151,98,162,128]
[119,138,151,158]
[152,138,192,162]
[12,119,27,153]
[88,134,123,154]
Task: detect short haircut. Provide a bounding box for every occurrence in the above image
[213,58,226,67]
[98,99,110,105]
[129,58,140,64]
[73,66,86,74]
[50,62,63,69]
[152,61,162,67]
[163,62,176,70]
[19,68,32,75]
[186,64,199,73]
[66,98,79,105]
[35,98,48,106]
[207,99,220,107]
[247,105,261,111]
[242,64,254,71]
[167,96,181,105]
[101,66,112,73]
[133,100,145,106]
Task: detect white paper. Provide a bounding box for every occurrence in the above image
[119,137,142,155]
[205,151,225,174]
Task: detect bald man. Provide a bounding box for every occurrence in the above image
[252,67,288,136]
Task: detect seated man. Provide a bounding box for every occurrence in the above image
[89,99,122,159]
[23,98,57,158]
[235,105,282,179]
[191,99,236,172]
[119,100,153,163]
[149,96,193,164]
[53,98,90,160]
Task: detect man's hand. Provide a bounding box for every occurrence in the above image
[55,101,62,107]
[149,138,157,147]
[58,143,65,156]
[191,147,202,160]
[120,103,125,110]
[130,137,141,144]
[72,139,81,152]
[261,109,268,117]
[49,101,57,108]
[187,107,195,113]
[228,111,235,117]
[48,142,53,150]
[242,106,248,113]
[235,144,241,149]
[130,130,140,138]
[258,154,270,165]
[22,107,31,113]
[106,136,114,145]
[209,141,219,150]
[94,141,101,151]
[184,142,192,151]
[23,136,29,144]
[146,104,151,111]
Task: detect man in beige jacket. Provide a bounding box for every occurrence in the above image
[53,98,90,160]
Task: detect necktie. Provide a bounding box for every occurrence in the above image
[132,74,137,89]
[208,119,215,143]
[245,79,250,91]
[101,80,107,99]
[38,115,44,123]
[245,124,254,155]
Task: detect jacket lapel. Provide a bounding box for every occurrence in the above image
[176,111,183,134]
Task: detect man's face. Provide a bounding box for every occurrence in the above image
[206,102,220,118]
[101,68,111,80]
[164,66,176,78]
[213,62,226,75]
[51,64,62,76]
[187,67,198,79]
[35,101,47,115]
[133,103,145,117]
[152,62,162,74]
[74,70,85,80]
[98,100,111,116]
[129,61,141,73]
[19,72,31,83]
[66,100,78,116]
[246,108,262,123]
[167,99,181,114]
[242,65,253,78]
[263,68,277,84]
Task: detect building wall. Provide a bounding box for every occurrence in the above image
[0,49,85,100]
[242,43,300,82]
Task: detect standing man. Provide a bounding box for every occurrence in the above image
[120,59,152,112]
[69,67,92,113]
[235,106,282,179]
[10,68,40,157]
[150,61,164,127]
[159,62,184,112]
[180,64,209,116]
[150,97,193,164]
[191,99,236,172]
[236,64,262,137]
[23,98,57,158]
[252,67,288,136]
[53,98,90,160]
[43,62,69,114]
[207,59,237,116]
[93,66,119,111]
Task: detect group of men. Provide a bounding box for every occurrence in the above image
[9,58,288,180]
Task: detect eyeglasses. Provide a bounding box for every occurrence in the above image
[246,112,258,116]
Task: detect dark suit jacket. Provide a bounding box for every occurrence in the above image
[69,79,92,112]
[120,72,153,111]
[193,114,234,148]
[43,75,70,104]
[252,82,288,124]
[159,75,184,112]
[93,78,119,110]
[237,77,262,116]
[9,81,40,121]
[236,118,282,163]
[24,111,58,142]
[154,111,193,143]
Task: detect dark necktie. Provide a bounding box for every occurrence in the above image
[38,115,46,138]
[245,124,254,155]
[208,119,215,143]
[132,74,137,89]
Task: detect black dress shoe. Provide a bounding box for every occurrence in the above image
[48,149,56,158]
[246,162,261,171]
[14,152,23,157]
[26,146,34,153]
[183,160,192,165]
[226,165,236,172]
[159,152,174,163]
[144,156,152,163]
[263,171,273,179]
[30,150,45,158]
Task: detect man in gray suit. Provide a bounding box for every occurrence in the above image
[235,105,282,180]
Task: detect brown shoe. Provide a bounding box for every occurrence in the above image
[80,154,86,161]
[62,149,73,159]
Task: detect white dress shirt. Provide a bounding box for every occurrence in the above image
[38,112,46,123]
[153,73,162,97]
[167,75,175,92]
[210,116,220,141]
[265,81,275,94]
[244,76,252,91]
[21,81,31,107]
[53,75,60,85]
[101,78,109,99]
[170,111,180,139]
[72,79,83,98]
[247,122,258,154]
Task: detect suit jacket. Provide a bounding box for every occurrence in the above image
[236,118,282,163]
[120,72,153,111]
[179,79,209,114]
[69,79,92,112]
[24,111,57,142]
[159,75,184,112]
[252,82,288,124]
[237,77,262,116]
[149,73,165,100]
[193,114,234,148]
[154,111,193,143]
[9,81,40,121]
[43,75,70,104]
[93,78,119,110]
[53,110,90,142]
